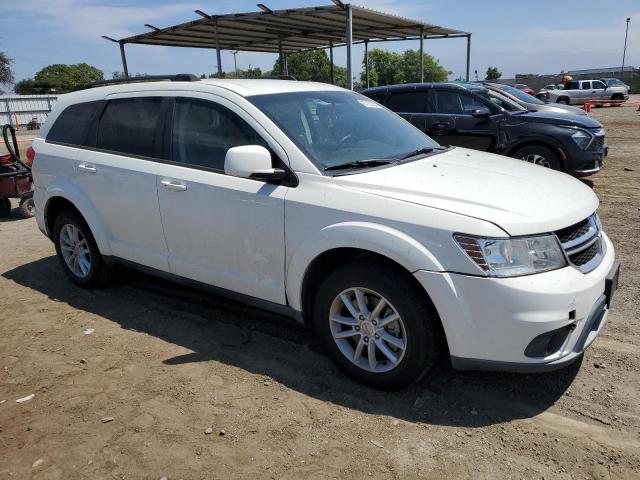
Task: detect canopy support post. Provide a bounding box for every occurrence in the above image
[419,27,424,83]
[329,41,334,85]
[283,52,288,76]
[364,40,369,88]
[278,37,284,75]
[466,34,471,82]
[119,41,129,78]
[214,17,223,77]
[345,4,353,90]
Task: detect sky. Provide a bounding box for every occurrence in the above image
[0,0,638,86]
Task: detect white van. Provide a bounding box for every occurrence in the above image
[32,77,619,389]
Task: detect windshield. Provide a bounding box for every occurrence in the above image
[248,91,438,171]
[603,79,623,86]
[478,89,526,111]
[494,84,545,105]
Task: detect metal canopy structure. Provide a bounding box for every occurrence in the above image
[104,2,471,89]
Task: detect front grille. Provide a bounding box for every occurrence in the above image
[587,135,605,152]
[555,218,590,244]
[554,214,603,273]
[569,241,599,266]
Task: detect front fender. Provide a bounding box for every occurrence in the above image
[44,178,112,256]
[286,221,444,311]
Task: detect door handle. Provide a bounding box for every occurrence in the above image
[161,180,187,191]
[78,164,96,173]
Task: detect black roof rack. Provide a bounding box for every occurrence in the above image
[73,74,200,91]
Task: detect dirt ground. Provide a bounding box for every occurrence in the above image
[1,100,639,480]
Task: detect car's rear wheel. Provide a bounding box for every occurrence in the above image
[313,261,439,390]
[53,211,113,288]
[513,145,562,171]
[18,197,35,218]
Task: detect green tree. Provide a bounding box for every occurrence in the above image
[485,66,502,81]
[14,79,53,95]
[33,63,104,92]
[269,50,340,84]
[361,49,404,87]
[0,52,15,88]
[400,49,450,83]
[361,49,449,87]
[225,67,264,79]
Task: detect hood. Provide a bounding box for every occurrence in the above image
[549,103,588,116]
[507,110,601,128]
[528,102,587,116]
[334,148,598,236]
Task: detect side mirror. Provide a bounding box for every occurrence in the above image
[224,145,286,181]
[471,107,491,119]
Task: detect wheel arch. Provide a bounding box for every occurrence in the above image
[43,185,112,256]
[287,221,444,312]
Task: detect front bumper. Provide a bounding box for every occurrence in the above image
[414,233,617,372]
[562,141,607,177]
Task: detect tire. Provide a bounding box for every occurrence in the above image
[513,145,562,171]
[0,198,10,217]
[611,94,623,106]
[18,197,35,218]
[557,97,570,105]
[53,211,114,288]
[313,261,440,390]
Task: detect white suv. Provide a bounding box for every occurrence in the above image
[32,77,619,389]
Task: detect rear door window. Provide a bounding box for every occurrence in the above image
[171,97,266,171]
[47,101,103,146]
[96,97,163,158]
[384,91,427,113]
[434,90,464,114]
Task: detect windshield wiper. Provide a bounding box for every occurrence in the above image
[324,159,393,171]
[396,147,435,161]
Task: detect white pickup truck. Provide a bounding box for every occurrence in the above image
[547,79,629,105]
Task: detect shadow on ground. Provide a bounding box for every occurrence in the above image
[3,256,581,428]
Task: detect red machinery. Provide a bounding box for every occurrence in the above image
[1,125,35,218]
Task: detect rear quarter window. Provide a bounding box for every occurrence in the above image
[46,101,103,146]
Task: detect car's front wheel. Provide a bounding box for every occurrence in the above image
[513,145,561,171]
[313,261,439,390]
[53,211,113,288]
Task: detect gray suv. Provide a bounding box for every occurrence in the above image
[547,80,629,105]
[479,82,587,116]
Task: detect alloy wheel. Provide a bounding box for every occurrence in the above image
[329,287,407,373]
[521,153,551,168]
[59,223,92,278]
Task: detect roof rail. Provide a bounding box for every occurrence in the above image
[73,74,200,91]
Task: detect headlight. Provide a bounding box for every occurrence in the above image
[570,129,593,150]
[454,234,567,277]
